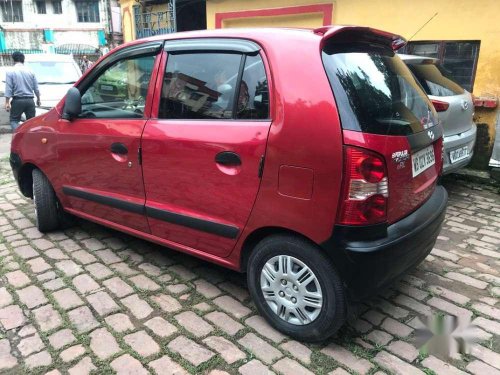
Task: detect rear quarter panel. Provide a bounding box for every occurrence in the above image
[228,32,344,266]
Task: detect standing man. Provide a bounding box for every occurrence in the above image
[4,51,41,131]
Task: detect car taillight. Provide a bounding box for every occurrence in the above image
[431,99,449,112]
[337,146,388,225]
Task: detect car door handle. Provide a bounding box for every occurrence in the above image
[215,151,241,166]
[110,142,128,155]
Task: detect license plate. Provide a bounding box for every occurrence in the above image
[450,146,469,163]
[412,145,435,177]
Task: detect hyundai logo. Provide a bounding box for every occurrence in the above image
[461,100,469,111]
[428,130,435,140]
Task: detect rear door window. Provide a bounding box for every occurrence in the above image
[322,44,436,135]
[407,63,465,97]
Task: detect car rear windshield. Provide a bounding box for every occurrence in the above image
[406,63,465,97]
[322,44,436,136]
[26,61,81,84]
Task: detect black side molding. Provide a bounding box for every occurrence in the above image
[62,186,144,214]
[165,38,260,55]
[62,186,239,239]
[146,206,239,239]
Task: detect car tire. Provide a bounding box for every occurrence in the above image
[32,169,61,232]
[247,234,346,342]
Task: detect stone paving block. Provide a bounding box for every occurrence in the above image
[351,319,373,333]
[445,272,488,289]
[121,294,153,319]
[17,285,48,308]
[18,333,44,357]
[111,262,140,276]
[204,335,246,364]
[386,340,419,362]
[168,335,215,366]
[95,249,122,264]
[38,271,56,281]
[175,311,213,337]
[49,329,76,350]
[205,311,244,335]
[19,324,36,337]
[328,369,350,375]
[5,270,31,288]
[366,329,393,346]
[103,276,134,297]
[218,281,249,302]
[0,339,17,370]
[105,313,135,333]
[68,306,99,333]
[43,278,65,291]
[422,355,468,375]
[124,330,160,357]
[85,262,114,279]
[81,238,105,251]
[151,293,182,313]
[90,328,120,360]
[55,260,83,277]
[68,356,96,375]
[111,354,149,375]
[149,355,188,375]
[71,250,97,265]
[72,274,100,294]
[428,285,470,305]
[33,304,62,332]
[321,343,373,374]
[238,359,275,375]
[167,283,189,294]
[0,287,13,308]
[381,317,414,337]
[272,357,314,375]
[0,305,26,330]
[53,288,84,310]
[32,238,53,251]
[27,257,52,273]
[393,294,432,315]
[193,302,211,312]
[137,262,162,276]
[279,340,312,365]
[144,316,178,338]
[470,344,500,370]
[14,245,38,259]
[129,274,161,291]
[59,239,81,253]
[45,248,69,260]
[169,264,196,281]
[86,291,120,316]
[374,351,424,375]
[194,279,222,298]
[427,297,473,320]
[466,360,500,375]
[471,302,500,320]
[238,333,282,365]
[213,295,251,319]
[472,317,500,336]
[362,309,386,325]
[25,350,52,369]
[60,344,86,363]
[246,315,286,343]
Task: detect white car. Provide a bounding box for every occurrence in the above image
[1,53,82,116]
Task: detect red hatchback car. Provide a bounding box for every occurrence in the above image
[10,26,447,341]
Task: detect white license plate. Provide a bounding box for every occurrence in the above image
[450,146,469,163]
[412,145,435,177]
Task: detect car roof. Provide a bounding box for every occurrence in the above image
[398,53,439,65]
[24,53,78,62]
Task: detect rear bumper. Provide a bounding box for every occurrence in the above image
[321,185,447,301]
[443,123,477,174]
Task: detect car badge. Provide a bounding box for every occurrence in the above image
[428,130,435,140]
[461,100,469,111]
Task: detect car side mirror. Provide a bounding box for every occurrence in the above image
[62,87,82,120]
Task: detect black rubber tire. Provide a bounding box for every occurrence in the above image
[247,234,346,342]
[32,169,61,232]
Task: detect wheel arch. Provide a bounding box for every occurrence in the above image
[17,162,38,198]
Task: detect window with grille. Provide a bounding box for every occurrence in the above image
[76,1,100,22]
[403,41,480,92]
[1,1,24,22]
[36,1,46,14]
[52,0,62,14]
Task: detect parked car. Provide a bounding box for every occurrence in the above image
[400,54,477,174]
[0,53,82,116]
[10,26,447,341]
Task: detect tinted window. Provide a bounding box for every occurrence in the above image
[237,54,269,119]
[80,55,155,119]
[159,53,242,120]
[322,44,436,135]
[407,63,464,96]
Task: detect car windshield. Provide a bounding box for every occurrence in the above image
[25,61,80,84]
[407,63,465,97]
[322,43,437,135]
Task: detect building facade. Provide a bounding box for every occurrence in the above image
[0,0,122,52]
[206,0,500,168]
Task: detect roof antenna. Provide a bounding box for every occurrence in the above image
[408,13,438,41]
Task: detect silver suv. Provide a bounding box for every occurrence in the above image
[400,54,476,174]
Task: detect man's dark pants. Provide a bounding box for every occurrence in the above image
[10,97,36,130]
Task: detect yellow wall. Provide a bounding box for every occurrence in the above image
[120,0,135,43]
[206,0,500,158]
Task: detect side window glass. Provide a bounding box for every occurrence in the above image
[80,55,155,119]
[159,53,242,120]
[237,54,269,119]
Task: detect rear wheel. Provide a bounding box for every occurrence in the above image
[247,234,346,342]
[32,169,61,232]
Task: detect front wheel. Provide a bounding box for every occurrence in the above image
[247,234,346,342]
[32,169,61,233]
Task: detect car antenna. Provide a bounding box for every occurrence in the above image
[407,12,439,41]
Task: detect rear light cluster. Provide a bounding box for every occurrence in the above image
[431,99,449,112]
[337,146,388,225]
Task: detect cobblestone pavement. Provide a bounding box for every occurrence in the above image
[0,157,499,375]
